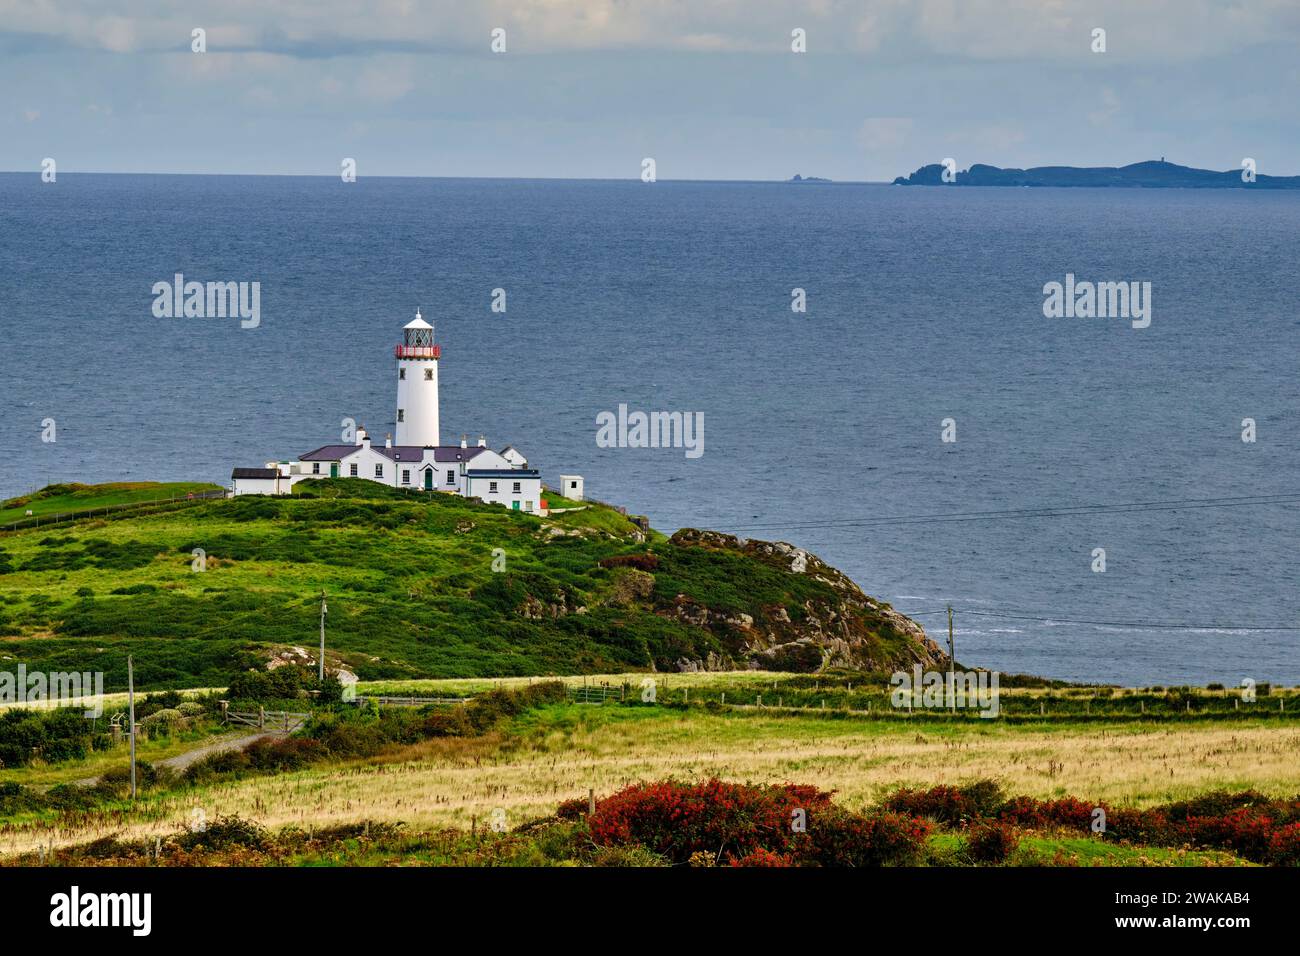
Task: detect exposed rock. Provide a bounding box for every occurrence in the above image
[663,529,947,674]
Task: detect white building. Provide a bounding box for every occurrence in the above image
[557,475,584,501]
[230,312,550,514]
[231,467,286,496]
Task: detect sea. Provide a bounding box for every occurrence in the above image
[2,173,1298,686]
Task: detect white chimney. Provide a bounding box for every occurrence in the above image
[355,425,367,447]
[477,435,487,447]
[385,433,393,449]
[460,434,467,449]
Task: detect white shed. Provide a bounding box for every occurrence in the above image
[557,475,584,501]
[232,467,285,496]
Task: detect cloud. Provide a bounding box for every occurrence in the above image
[858,117,914,151]
[0,0,1296,59]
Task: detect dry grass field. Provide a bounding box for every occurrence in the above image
[7,702,1297,856]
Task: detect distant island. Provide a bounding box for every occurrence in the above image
[892,159,1300,189]
[788,174,831,183]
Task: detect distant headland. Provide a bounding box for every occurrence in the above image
[788,174,831,183]
[892,159,1300,189]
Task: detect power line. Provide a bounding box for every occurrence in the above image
[725,492,1300,534]
[896,606,1300,631]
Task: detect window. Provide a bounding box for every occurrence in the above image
[349,463,358,477]
[446,470,454,484]
[513,482,521,493]
[375,464,384,478]
[424,369,434,381]
[399,368,406,380]
[523,500,533,512]
[312,462,320,474]
[397,409,405,422]
[570,481,578,490]
[402,470,410,484]
[489,481,498,493]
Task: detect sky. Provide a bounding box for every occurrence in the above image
[2,0,1299,181]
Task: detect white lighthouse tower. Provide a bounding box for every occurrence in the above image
[394,310,440,447]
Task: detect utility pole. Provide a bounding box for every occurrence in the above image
[946,605,956,713]
[319,590,328,682]
[127,654,137,800]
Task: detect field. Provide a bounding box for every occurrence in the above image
[2,483,1297,867]
[0,482,223,526]
[2,679,1297,864]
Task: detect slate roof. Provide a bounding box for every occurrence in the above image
[298,444,489,464]
[466,469,541,479]
[298,444,364,461]
[232,468,280,479]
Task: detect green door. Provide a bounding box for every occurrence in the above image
[329,463,338,478]
[424,469,433,491]
[512,501,520,510]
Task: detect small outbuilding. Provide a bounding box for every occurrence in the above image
[231,467,284,497]
[557,475,584,501]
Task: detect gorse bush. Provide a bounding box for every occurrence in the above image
[883,780,1005,827]
[584,778,930,867]
[881,781,1300,865]
[966,822,1020,864]
[799,808,931,867]
[586,779,832,865]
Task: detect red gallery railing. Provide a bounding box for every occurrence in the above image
[395,345,441,359]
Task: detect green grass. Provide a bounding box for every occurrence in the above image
[0,480,919,689]
[0,482,223,526]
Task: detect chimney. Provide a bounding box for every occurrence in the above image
[477,435,487,447]
[460,434,467,449]
[355,425,367,447]
[385,433,393,449]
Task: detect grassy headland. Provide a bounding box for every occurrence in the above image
[0,480,937,688]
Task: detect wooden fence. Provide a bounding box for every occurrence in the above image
[566,684,625,705]
[225,709,310,734]
[1,490,227,533]
[352,696,470,708]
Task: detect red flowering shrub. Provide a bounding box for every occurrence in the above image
[1267,822,1300,866]
[1161,790,1274,822]
[884,785,976,826]
[997,796,1048,829]
[1038,797,1097,832]
[800,809,931,867]
[586,779,832,864]
[884,780,1004,827]
[729,847,797,867]
[555,797,588,820]
[1105,807,1173,845]
[966,822,1019,864]
[1181,808,1275,861]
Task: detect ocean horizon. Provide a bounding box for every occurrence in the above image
[3,171,1298,686]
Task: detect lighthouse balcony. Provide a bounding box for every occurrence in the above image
[395,344,441,359]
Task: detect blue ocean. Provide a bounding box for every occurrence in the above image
[2,173,1297,685]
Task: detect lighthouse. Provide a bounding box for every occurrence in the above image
[394,311,440,447]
